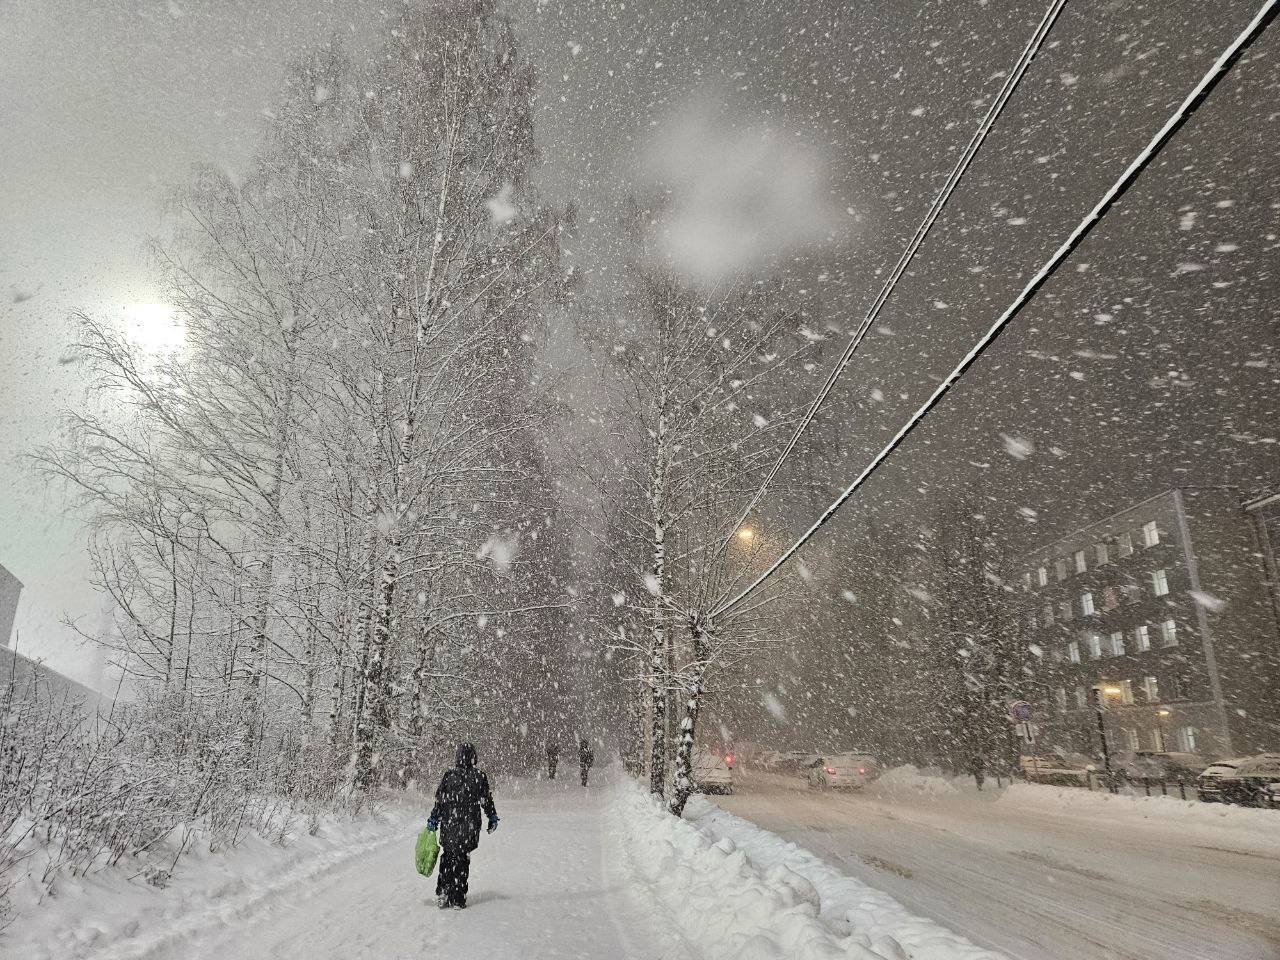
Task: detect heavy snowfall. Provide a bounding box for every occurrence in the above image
[2,1,1279,959]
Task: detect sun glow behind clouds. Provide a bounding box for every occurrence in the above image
[121,303,185,357]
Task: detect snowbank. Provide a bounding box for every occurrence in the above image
[4,802,421,960]
[610,781,1007,960]
[997,780,1280,834]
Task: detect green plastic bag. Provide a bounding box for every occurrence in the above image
[415,826,439,877]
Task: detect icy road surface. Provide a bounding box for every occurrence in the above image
[714,768,1280,960]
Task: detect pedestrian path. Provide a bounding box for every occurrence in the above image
[149,778,674,960]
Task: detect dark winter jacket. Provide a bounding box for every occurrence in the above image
[578,742,594,769]
[429,743,498,852]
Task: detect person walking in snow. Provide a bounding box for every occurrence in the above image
[427,743,498,910]
[578,738,594,786]
[546,739,560,780]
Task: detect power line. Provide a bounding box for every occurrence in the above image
[725,0,1070,544]
[715,0,1278,619]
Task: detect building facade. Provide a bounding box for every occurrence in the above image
[1022,488,1280,761]
[0,561,22,650]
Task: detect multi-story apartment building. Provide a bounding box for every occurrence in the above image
[1022,488,1280,761]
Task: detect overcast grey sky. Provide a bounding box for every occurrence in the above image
[3,0,1278,687]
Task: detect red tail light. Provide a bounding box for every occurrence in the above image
[725,754,733,765]
[825,767,837,774]
[858,767,866,775]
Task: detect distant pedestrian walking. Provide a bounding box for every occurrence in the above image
[427,743,498,910]
[546,740,560,780]
[578,738,594,786]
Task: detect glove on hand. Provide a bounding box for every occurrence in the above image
[426,817,439,832]
[487,817,499,834]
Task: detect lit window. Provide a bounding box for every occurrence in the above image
[1086,632,1102,659]
[1159,619,1178,647]
[1116,532,1133,558]
[1122,727,1139,750]
[1080,592,1095,616]
[1150,569,1170,596]
[1055,687,1067,710]
[1074,550,1087,574]
[1022,571,1032,592]
[1029,610,1039,630]
[1118,679,1135,705]
[1176,726,1197,752]
[1055,558,1068,581]
[1095,542,1109,565]
[1109,632,1125,656]
[1141,676,1159,702]
[1067,641,1080,664]
[1037,566,1048,587]
[1060,600,1073,621]
[1134,624,1151,651]
[1142,521,1160,548]
[1074,685,1088,708]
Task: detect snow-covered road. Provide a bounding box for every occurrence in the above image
[12,779,676,960]
[715,769,1280,960]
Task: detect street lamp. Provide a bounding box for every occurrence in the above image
[737,528,755,542]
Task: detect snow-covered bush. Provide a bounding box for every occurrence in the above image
[0,671,360,923]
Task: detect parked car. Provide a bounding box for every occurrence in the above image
[806,752,879,790]
[1216,753,1280,808]
[692,748,733,795]
[1020,753,1091,786]
[1116,751,1206,781]
[1197,757,1247,802]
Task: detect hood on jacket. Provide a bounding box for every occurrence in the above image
[456,742,478,769]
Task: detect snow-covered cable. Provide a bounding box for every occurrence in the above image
[715,0,1278,619]
[724,0,1070,545]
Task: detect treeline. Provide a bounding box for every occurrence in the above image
[30,0,573,811]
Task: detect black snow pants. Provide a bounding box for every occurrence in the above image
[436,845,472,906]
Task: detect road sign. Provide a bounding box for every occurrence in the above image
[1009,700,1033,722]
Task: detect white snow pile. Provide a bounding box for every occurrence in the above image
[999,780,1280,833]
[4,803,420,960]
[610,782,1006,960]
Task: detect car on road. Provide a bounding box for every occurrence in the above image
[775,750,823,771]
[693,748,733,794]
[805,752,879,790]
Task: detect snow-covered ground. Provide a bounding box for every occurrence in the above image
[716,767,1280,960]
[614,780,1006,960]
[6,778,673,960]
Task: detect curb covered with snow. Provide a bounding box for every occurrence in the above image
[609,782,1007,960]
[4,803,422,960]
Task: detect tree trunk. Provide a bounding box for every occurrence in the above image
[669,620,709,818]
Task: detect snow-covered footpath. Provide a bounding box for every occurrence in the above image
[4,803,421,960]
[610,782,1007,960]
